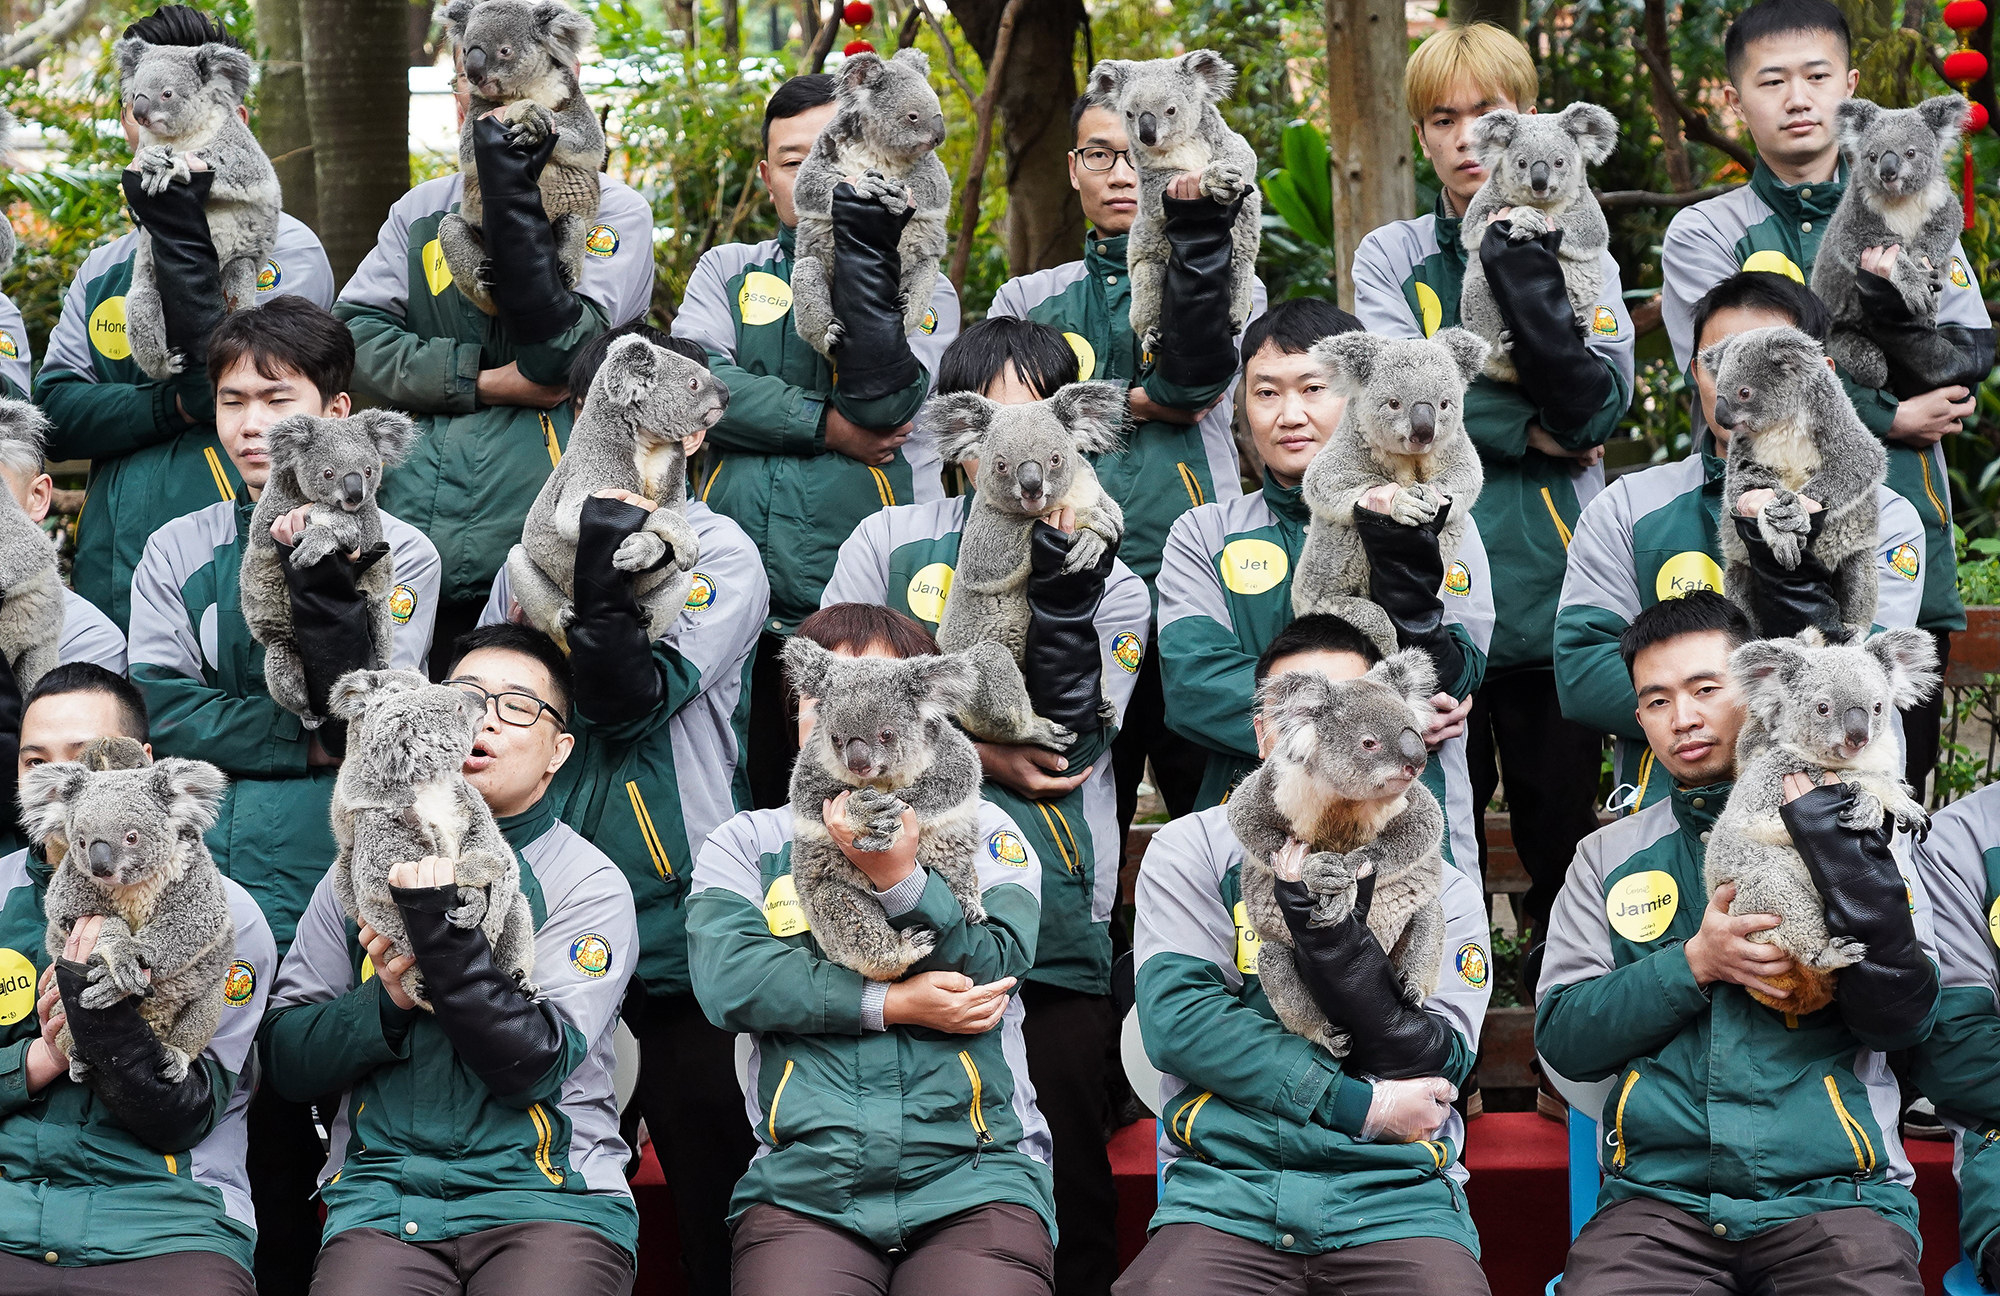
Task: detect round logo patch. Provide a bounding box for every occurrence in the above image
[89,295,131,361]
[1742,249,1805,284]
[1888,543,1919,581]
[1456,941,1488,988]
[585,225,619,258]
[917,306,938,335]
[684,572,716,611]
[421,238,454,296]
[0,330,17,361]
[1231,900,1261,975]
[1952,256,1973,289]
[905,561,954,625]
[569,933,612,978]
[0,948,35,1026]
[738,271,793,326]
[1112,631,1143,673]
[1063,331,1098,381]
[1591,305,1619,336]
[1414,281,1443,337]
[764,874,810,937]
[988,831,1029,866]
[1445,561,1472,596]
[1607,870,1680,943]
[223,959,256,1007]
[1655,550,1724,602]
[388,584,416,626]
[256,259,281,292]
[1220,538,1289,596]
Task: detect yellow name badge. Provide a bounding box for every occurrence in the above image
[1607,870,1679,943]
[765,875,811,937]
[422,239,454,296]
[89,295,131,361]
[1063,331,1098,381]
[906,562,953,625]
[0,948,35,1026]
[1414,281,1443,337]
[1220,538,1288,596]
[1742,249,1805,284]
[1986,895,2000,949]
[1655,551,1723,603]
[739,271,793,326]
[1232,901,1261,975]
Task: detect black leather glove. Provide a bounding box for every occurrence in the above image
[1982,1233,2000,1295]
[122,168,226,376]
[278,538,389,753]
[395,883,564,1100]
[55,958,216,1151]
[828,180,921,402]
[0,647,22,842]
[471,114,580,345]
[1021,520,1116,734]
[1274,874,1455,1080]
[1153,191,1247,388]
[1780,785,1937,1039]
[1729,512,1845,641]
[1854,266,1994,397]
[1478,221,1616,434]
[1354,503,1465,690]
[569,494,666,724]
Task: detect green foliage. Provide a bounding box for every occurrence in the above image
[1488,925,1528,1008]
[1934,671,2000,806]
[1259,121,1338,300]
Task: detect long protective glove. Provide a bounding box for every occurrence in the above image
[471,113,581,344]
[122,168,226,391]
[1983,1234,2000,1295]
[1022,520,1116,733]
[1854,265,1994,398]
[1354,503,1466,689]
[1153,191,1248,388]
[55,959,216,1152]
[1729,512,1845,641]
[279,538,388,750]
[0,649,21,841]
[1478,221,1615,435]
[568,495,666,725]
[829,180,921,402]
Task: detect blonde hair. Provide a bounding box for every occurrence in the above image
[1404,23,1539,123]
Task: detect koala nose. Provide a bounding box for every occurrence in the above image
[1843,707,1872,748]
[463,45,488,79]
[843,738,875,777]
[1137,112,1158,146]
[926,113,946,146]
[130,93,150,123]
[1407,402,1436,446]
[341,473,364,506]
[1711,394,1739,429]
[1529,160,1551,192]
[1878,152,1901,183]
[1016,460,1045,501]
[1398,728,1426,766]
[87,840,115,879]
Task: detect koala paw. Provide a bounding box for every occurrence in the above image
[289,527,338,568]
[823,317,846,350]
[474,259,499,292]
[1505,206,1549,238]
[1322,1028,1354,1060]
[1837,789,1887,833]
[1139,327,1162,356]
[1389,485,1441,527]
[67,1055,91,1083]
[503,101,555,148]
[86,938,151,1002]
[613,531,668,573]
[1201,161,1246,202]
[135,145,191,194]
[1062,529,1108,573]
[847,787,908,852]
[1495,328,1516,354]
[1893,799,1932,837]
[156,1046,192,1084]
[1823,936,1869,969]
[1038,719,1078,751]
[447,885,490,930]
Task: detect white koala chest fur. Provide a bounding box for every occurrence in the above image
[517,66,578,112]
[141,98,231,153]
[101,843,191,931]
[840,139,921,181]
[1139,138,1213,176]
[632,437,680,498]
[1271,760,1408,851]
[410,780,467,858]
[1750,417,1823,492]
[1874,178,1950,244]
[1367,444,1439,489]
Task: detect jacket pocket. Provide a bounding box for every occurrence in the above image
[1538,486,1575,549]
[1608,1068,1642,1174]
[766,1058,795,1145]
[1031,801,1083,877]
[1822,1073,1879,1178]
[1166,1089,1214,1160]
[956,1050,996,1164]
[1176,462,1206,510]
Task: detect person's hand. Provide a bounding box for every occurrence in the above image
[1734,487,1824,519]
[476,362,570,410]
[1271,836,1308,884]
[27,965,66,1093]
[1782,770,1843,802]
[823,792,920,891]
[389,855,459,890]
[358,922,419,1012]
[1684,881,1794,998]
[1889,385,1974,448]
[975,741,1092,798]
[1358,1075,1457,1142]
[1164,171,1205,201]
[592,487,658,512]
[881,970,1016,1033]
[1424,693,1472,749]
[63,914,105,963]
[1127,387,1214,426]
[1357,483,1399,514]
[1041,505,1077,532]
[824,408,910,465]
[1858,244,1904,279]
[1525,425,1605,466]
[307,735,341,768]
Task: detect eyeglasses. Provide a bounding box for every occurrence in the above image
[445,680,566,732]
[1071,146,1135,173]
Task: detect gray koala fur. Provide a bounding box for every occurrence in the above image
[239,410,421,722]
[1811,95,1968,390]
[1458,103,1619,384]
[26,753,234,1083]
[327,669,535,1008]
[114,37,280,380]
[1705,627,1938,1015]
[782,638,987,980]
[1702,324,1888,638]
[1228,651,1447,1057]
[919,380,1127,748]
[1292,329,1488,656]
[438,0,606,315]
[507,335,722,648]
[0,401,66,693]
[789,48,950,358]
[1085,51,1260,352]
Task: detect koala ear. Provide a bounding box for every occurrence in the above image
[1835,97,1882,152]
[359,409,421,467]
[1764,327,1825,377]
[264,414,317,467]
[1918,94,1970,152]
[1729,637,1807,729]
[909,652,979,716]
[151,759,229,834]
[1431,328,1491,385]
[891,46,932,77]
[1309,331,1387,394]
[594,336,660,408]
[1179,49,1236,102]
[114,36,149,84]
[1863,627,1941,709]
[1558,102,1619,165]
[1696,335,1734,379]
[1367,648,1437,710]
[80,736,150,773]
[919,391,997,465]
[781,635,836,700]
[533,1,596,64]
[1255,668,1332,733]
[840,52,887,92]
[1086,59,1129,103]
[1469,109,1519,159]
[443,0,479,43]
[326,668,421,721]
[1047,382,1128,456]
[17,762,88,848]
[194,43,254,104]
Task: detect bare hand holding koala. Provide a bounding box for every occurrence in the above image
[882,971,1016,1034]
[823,792,921,892]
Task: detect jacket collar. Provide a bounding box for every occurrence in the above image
[498,794,559,854]
[1084,231,1129,272]
[1747,158,1844,223]
[1670,779,1731,838]
[26,843,50,888]
[1700,429,1726,486]
[1262,469,1311,524]
[1431,189,1466,266]
[777,221,796,256]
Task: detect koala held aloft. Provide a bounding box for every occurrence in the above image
[1229,651,1448,1058]
[508,335,722,649]
[328,669,536,1009]
[783,639,987,981]
[0,402,67,693]
[1706,628,1938,1014]
[26,752,235,1083]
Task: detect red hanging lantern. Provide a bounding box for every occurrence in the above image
[843,2,874,25]
[1946,49,1990,84]
[1973,101,1992,133]
[1946,0,1989,31]
[843,38,876,55]
[1945,1,1991,230]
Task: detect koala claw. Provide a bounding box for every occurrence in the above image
[612,531,668,573]
[1837,789,1887,833]
[1201,162,1246,202]
[157,1046,192,1084]
[447,885,490,929]
[1389,486,1441,527]
[1495,328,1516,354]
[1505,206,1549,238]
[1823,936,1869,968]
[847,788,907,851]
[1062,530,1108,573]
[823,318,846,350]
[289,528,338,568]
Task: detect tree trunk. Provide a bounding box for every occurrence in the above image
[301,0,410,285]
[1325,0,1411,308]
[256,0,318,231]
[669,0,698,49]
[721,0,741,54]
[1449,0,1521,33]
[1642,0,1693,192]
[408,0,437,66]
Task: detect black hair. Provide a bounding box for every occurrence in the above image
[23,663,149,743]
[1070,94,1100,143]
[934,317,1081,398]
[1254,613,1384,685]
[207,296,356,403]
[445,623,575,723]
[1238,298,1363,369]
[1689,271,1832,355]
[763,74,837,152]
[1618,590,1754,675]
[1723,0,1850,82]
[566,321,706,400]
[123,3,241,47]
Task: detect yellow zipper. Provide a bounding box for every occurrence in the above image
[1176,462,1205,509]
[1631,749,1655,811]
[626,781,672,878]
[203,445,236,502]
[1918,449,1948,525]
[527,1103,564,1185]
[1823,1075,1878,1174]
[1035,803,1078,875]
[1611,1069,1641,1170]
[867,465,896,507]
[701,460,724,503]
[540,412,562,468]
[767,1059,795,1143]
[957,1050,995,1164]
[1539,486,1573,548]
[1170,1090,1213,1152]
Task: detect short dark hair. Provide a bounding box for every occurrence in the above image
[795,603,940,659]
[1689,271,1832,355]
[1618,590,1754,675]
[23,663,149,742]
[1070,94,1101,143]
[1254,613,1384,685]
[567,321,706,400]
[124,3,240,47]
[445,623,574,722]
[207,296,356,403]
[934,318,1081,398]
[1238,298,1363,369]
[1723,0,1850,82]
[763,74,836,152]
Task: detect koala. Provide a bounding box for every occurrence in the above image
[1703,325,1889,638]
[1706,628,1939,1015]
[790,48,950,357]
[1229,651,1447,1058]
[507,336,722,649]
[1292,330,1488,651]
[327,669,535,1008]
[1085,51,1261,352]
[25,755,234,1083]
[438,0,606,315]
[919,381,1127,748]
[239,410,421,722]
[1458,102,1619,384]
[0,401,66,693]
[1810,95,1969,391]
[782,639,986,980]
[35,737,154,871]
[114,37,281,380]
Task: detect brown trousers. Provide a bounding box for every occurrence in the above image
[730,1202,1055,1296]
[1555,1197,1922,1296]
[0,1249,255,1296]
[309,1222,635,1296]
[1111,1223,1490,1296]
